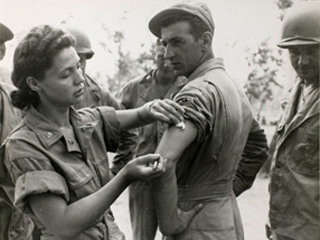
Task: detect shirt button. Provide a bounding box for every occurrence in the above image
[68,139,74,145]
[46,132,53,138]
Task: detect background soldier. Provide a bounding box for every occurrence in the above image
[65,26,137,171]
[268,3,320,240]
[116,41,184,240]
[0,22,34,240]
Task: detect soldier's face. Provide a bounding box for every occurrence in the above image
[161,21,203,77]
[288,45,319,84]
[156,47,175,76]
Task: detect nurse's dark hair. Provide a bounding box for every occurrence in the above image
[161,14,211,40]
[11,25,75,110]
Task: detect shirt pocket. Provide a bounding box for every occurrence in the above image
[66,163,94,191]
[287,123,319,176]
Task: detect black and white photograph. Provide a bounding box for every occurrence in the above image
[0,0,319,239]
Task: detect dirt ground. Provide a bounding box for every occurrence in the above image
[111,176,270,240]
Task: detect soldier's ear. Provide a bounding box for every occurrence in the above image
[200,31,212,51]
[26,76,41,92]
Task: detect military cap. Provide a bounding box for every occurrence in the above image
[149,1,214,38]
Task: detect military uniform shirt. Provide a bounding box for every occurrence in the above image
[3,106,125,240]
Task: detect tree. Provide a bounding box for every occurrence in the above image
[276,0,293,20]
[244,0,295,122]
[136,41,158,74]
[106,30,138,93]
[258,0,294,177]
[101,29,158,95]
[244,39,283,121]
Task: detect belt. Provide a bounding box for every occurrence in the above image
[178,181,232,201]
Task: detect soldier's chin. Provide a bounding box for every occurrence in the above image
[172,67,184,76]
[298,72,318,83]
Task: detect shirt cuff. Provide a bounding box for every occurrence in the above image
[14,171,69,214]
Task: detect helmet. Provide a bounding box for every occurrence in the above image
[0,22,14,44]
[65,27,94,59]
[278,2,320,48]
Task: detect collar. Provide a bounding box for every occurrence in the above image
[24,106,83,149]
[278,79,320,132]
[139,70,155,85]
[84,74,102,103]
[85,74,101,92]
[188,58,225,81]
[139,69,181,101]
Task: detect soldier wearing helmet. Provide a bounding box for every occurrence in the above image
[0,23,13,61]
[64,27,94,74]
[64,26,137,174]
[268,2,320,240]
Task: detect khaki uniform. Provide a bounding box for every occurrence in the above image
[75,74,138,172]
[0,82,34,240]
[3,106,125,240]
[165,58,265,240]
[117,70,181,240]
[269,80,320,240]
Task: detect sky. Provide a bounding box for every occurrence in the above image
[0,0,301,86]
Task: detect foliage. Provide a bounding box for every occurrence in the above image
[136,41,158,73]
[244,0,296,122]
[102,31,157,95]
[275,0,294,20]
[244,39,284,120]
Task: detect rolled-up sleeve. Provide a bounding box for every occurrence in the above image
[6,154,69,214]
[14,170,69,214]
[174,85,215,142]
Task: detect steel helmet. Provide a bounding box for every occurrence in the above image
[0,22,14,44]
[65,26,94,59]
[278,2,320,48]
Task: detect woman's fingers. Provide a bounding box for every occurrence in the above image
[135,153,161,165]
[130,154,166,181]
[150,99,184,124]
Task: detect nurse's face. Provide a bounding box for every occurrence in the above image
[36,46,85,108]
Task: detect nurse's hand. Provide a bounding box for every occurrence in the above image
[122,154,166,183]
[139,99,185,125]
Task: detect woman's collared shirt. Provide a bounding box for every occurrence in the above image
[4,106,125,240]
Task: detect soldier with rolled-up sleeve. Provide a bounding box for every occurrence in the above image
[147,2,268,239]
